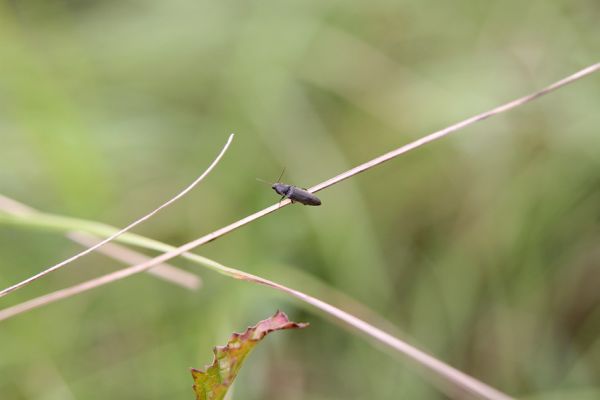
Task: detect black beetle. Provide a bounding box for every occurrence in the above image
[259,169,322,206]
[272,182,322,206]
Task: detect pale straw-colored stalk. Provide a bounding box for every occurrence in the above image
[0,134,233,297]
[0,195,200,290]
[0,239,513,399]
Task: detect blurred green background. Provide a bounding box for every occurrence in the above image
[1,0,599,399]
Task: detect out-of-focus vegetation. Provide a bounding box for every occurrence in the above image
[1,0,599,399]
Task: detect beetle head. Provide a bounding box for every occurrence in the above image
[272,183,288,196]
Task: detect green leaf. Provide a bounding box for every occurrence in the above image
[191,311,309,400]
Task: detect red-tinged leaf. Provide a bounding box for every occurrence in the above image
[191,310,309,400]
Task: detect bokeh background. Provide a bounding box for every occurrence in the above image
[1,1,599,399]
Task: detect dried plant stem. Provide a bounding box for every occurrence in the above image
[0,195,200,290]
[253,278,515,400]
[67,232,201,290]
[0,134,234,298]
[0,252,512,400]
[308,62,600,193]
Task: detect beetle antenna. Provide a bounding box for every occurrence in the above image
[256,178,272,186]
[275,167,286,183]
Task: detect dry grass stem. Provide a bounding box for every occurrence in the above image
[308,62,600,193]
[67,232,201,290]
[257,278,515,400]
[0,253,513,400]
[0,195,201,290]
[0,134,234,298]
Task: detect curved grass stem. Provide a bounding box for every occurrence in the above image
[0,134,234,298]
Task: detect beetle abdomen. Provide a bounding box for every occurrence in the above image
[288,187,322,206]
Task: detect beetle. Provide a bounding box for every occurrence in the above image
[259,168,322,206]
